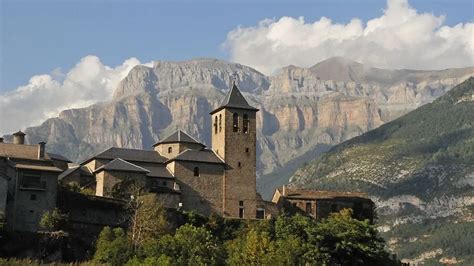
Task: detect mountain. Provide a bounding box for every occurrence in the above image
[7,57,474,197]
[289,77,474,263]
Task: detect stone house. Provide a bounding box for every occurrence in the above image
[61,84,273,219]
[272,186,375,222]
[0,132,70,232]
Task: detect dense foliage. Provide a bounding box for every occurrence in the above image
[92,205,395,266]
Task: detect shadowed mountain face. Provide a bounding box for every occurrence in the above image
[11,57,474,195]
[289,78,474,263]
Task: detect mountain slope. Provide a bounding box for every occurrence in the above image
[6,58,474,198]
[289,77,474,263]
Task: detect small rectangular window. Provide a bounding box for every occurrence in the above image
[238,162,242,168]
[239,208,244,219]
[331,204,338,212]
[30,194,37,201]
[306,202,312,213]
[239,200,244,206]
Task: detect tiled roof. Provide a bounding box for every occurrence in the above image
[82,147,167,164]
[211,84,258,114]
[282,188,370,200]
[94,158,150,173]
[153,130,205,147]
[167,149,224,165]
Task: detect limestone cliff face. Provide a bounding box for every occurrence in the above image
[19,58,474,186]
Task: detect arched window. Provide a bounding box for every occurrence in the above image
[194,167,200,177]
[243,114,249,134]
[168,147,172,153]
[233,113,239,132]
[219,114,222,132]
[214,116,218,134]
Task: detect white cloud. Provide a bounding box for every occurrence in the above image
[224,0,474,75]
[0,55,152,135]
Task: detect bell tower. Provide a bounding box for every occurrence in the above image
[210,82,259,219]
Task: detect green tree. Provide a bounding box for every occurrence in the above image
[93,227,134,266]
[39,208,68,231]
[128,193,170,249]
[143,224,224,265]
[306,208,392,265]
[226,225,277,265]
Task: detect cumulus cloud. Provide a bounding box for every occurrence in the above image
[0,56,152,135]
[224,0,474,75]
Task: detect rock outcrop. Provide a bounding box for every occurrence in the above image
[11,58,474,196]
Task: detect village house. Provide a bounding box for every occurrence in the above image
[272,186,375,222]
[0,132,71,232]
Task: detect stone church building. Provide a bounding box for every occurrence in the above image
[61,84,271,219]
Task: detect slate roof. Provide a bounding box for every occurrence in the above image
[167,149,224,165]
[145,166,174,178]
[58,165,93,180]
[10,162,63,172]
[210,84,258,114]
[82,147,167,164]
[153,130,205,147]
[47,152,72,162]
[281,188,371,201]
[94,158,150,173]
[0,143,39,160]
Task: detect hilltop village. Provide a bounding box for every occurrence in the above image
[0,83,374,232]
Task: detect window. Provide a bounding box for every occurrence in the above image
[239,200,244,206]
[238,162,242,168]
[168,147,172,153]
[233,113,239,132]
[239,208,244,219]
[162,181,167,187]
[30,194,37,201]
[20,173,45,190]
[194,167,200,177]
[245,148,249,153]
[256,209,265,219]
[219,114,222,132]
[306,202,312,213]
[243,114,249,134]
[214,116,218,134]
[331,204,338,212]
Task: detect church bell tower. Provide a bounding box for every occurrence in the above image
[210,82,259,219]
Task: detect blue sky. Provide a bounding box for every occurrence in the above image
[1,0,473,93]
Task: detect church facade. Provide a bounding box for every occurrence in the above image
[61,84,271,219]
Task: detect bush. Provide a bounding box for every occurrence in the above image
[39,208,68,231]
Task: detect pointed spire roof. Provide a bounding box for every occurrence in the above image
[210,83,258,114]
[153,130,205,147]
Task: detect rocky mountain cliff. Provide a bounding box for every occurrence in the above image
[12,57,474,195]
[289,77,474,263]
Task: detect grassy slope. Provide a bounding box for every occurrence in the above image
[291,77,474,200]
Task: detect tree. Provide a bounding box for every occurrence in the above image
[226,224,277,265]
[143,224,224,265]
[93,227,134,266]
[128,193,170,249]
[39,208,68,231]
[306,208,392,265]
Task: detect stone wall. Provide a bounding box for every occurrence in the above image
[172,161,224,216]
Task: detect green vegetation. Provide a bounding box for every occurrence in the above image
[89,207,395,266]
[293,77,474,199]
[39,208,68,231]
[382,217,474,265]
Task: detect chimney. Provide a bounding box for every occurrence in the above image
[38,142,46,159]
[0,137,3,143]
[13,131,25,145]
